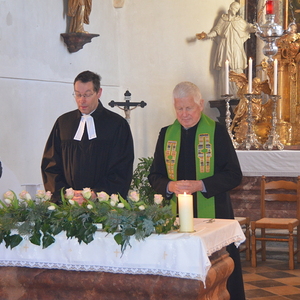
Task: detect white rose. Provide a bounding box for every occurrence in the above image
[154,194,163,205]
[97,191,109,201]
[129,191,139,202]
[3,191,14,201]
[68,199,75,205]
[4,199,11,205]
[117,203,124,208]
[82,188,92,200]
[139,205,145,211]
[87,204,93,210]
[110,194,119,203]
[65,188,75,200]
[44,191,52,201]
[48,205,56,211]
[110,200,116,207]
[19,190,31,201]
[36,190,45,199]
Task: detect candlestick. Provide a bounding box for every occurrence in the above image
[263,95,284,150]
[222,94,239,149]
[248,58,253,93]
[238,94,262,150]
[178,193,194,232]
[273,59,278,95]
[225,60,229,95]
[266,0,274,15]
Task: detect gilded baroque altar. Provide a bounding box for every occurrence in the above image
[230,29,300,146]
[274,27,300,145]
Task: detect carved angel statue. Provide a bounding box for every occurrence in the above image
[68,0,92,33]
[229,71,272,143]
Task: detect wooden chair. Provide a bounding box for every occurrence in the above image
[235,216,251,261]
[251,175,300,270]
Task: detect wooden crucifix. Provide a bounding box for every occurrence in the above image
[108,90,147,123]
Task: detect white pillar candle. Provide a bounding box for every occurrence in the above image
[273,59,278,95]
[178,193,194,232]
[248,57,253,93]
[225,60,229,95]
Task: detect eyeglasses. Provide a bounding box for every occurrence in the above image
[72,92,95,99]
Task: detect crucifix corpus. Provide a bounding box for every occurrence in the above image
[109,90,147,123]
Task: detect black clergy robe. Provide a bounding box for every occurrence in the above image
[148,120,245,300]
[41,101,134,202]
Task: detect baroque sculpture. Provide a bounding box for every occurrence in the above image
[271,23,300,145]
[196,1,256,96]
[68,0,92,33]
[229,71,272,144]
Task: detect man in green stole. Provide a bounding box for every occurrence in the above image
[148,82,245,300]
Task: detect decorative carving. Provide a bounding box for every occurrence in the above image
[229,72,272,145]
[272,26,300,145]
[61,33,99,53]
[61,1,99,53]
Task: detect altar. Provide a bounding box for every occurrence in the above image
[0,218,245,300]
[231,150,300,220]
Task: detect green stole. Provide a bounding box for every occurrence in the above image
[164,114,215,218]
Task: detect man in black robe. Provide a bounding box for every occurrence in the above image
[41,71,134,203]
[148,81,245,300]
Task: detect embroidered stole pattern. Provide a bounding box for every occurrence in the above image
[164,114,215,218]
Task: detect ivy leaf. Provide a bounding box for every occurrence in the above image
[50,224,63,236]
[29,230,41,246]
[4,234,23,249]
[124,227,136,236]
[114,233,123,245]
[42,233,55,248]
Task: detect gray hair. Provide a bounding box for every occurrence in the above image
[173,81,202,105]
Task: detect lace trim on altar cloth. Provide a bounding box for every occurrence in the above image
[206,235,245,256]
[0,260,208,282]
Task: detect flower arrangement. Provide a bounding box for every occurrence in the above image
[0,188,178,253]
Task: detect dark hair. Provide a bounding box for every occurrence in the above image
[74,71,102,92]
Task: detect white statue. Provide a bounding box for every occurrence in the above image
[196,1,256,96]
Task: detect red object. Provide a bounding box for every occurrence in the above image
[266,0,274,14]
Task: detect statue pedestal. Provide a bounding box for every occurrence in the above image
[209,99,240,126]
[61,33,99,53]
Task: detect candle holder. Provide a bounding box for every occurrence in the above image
[221,94,239,149]
[263,95,284,150]
[255,14,283,63]
[238,94,262,150]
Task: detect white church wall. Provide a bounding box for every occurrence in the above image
[0,0,233,193]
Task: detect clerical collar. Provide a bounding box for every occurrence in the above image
[182,120,200,130]
[74,112,97,141]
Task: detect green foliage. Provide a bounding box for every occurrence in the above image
[131,157,156,204]
[0,187,179,254]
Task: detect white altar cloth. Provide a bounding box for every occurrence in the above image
[0,218,245,283]
[236,150,300,176]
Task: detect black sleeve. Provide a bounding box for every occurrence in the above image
[41,121,68,201]
[148,127,172,198]
[202,123,242,198]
